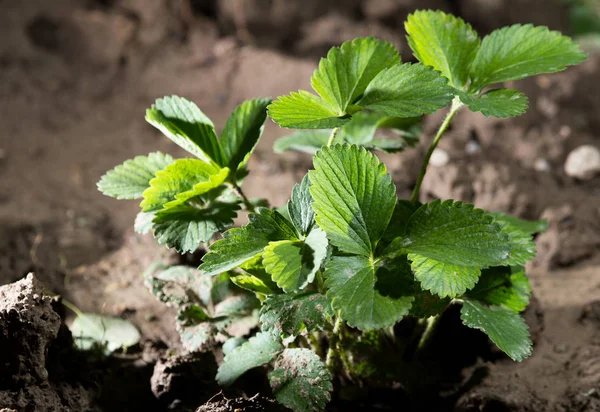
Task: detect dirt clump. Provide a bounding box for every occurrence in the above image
[196,393,290,412]
[0,273,91,411]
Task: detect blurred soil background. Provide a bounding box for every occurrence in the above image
[0,0,599,410]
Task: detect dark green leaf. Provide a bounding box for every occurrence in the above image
[269,349,332,412]
[309,144,397,256]
[459,89,529,118]
[97,152,174,199]
[466,266,531,312]
[146,96,225,165]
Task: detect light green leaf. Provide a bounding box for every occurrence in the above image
[393,200,510,267]
[460,300,532,361]
[357,63,455,118]
[177,305,217,352]
[269,349,332,412]
[220,98,271,173]
[311,37,400,114]
[145,96,225,165]
[97,152,174,200]
[152,201,240,253]
[288,175,316,237]
[70,313,141,354]
[336,112,421,147]
[488,212,548,235]
[141,159,229,212]
[216,332,283,386]
[143,263,212,308]
[466,266,531,312]
[260,292,334,340]
[459,89,529,118]
[134,211,155,235]
[273,130,331,154]
[263,227,328,292]
[267,90,350,129]
[231,255,282,295]
[469,24,587,91]
[408,253,481,298]
[324,255,413,330]
[200,208,298,276]
[309,144,397,256]
[406,10,480,88]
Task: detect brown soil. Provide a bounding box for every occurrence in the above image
[1,0,599,411]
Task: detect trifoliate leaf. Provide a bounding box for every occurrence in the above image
[288,175,316,237]
[263,227,328,292]
[324,255,413,330]
[466,266,531,312]
[469,24,587,91]
[311,37,400,114]
[309,144,397,257]
[488,212,548,235]
[459,89,529,118]
[220,98,271,174]
[146,96,225,165]
[144,263,212,308]
[408,253,481,298]
[216,332,283,386]
[260,292,334,340]
[134,211,155,235]
[200,208,298,276]
[406,10,480,88]
[152,201,240,253]
[70,313,141,354]
[460,300,532,361]
[268,90,350,129]
[97,152,174,199]
[269,349,332,412]
[392,200,510,267]
[357,63,455,118]
[273,130,332,154]
[141,159,229,212]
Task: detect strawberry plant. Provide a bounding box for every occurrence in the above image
[98,10,586,412]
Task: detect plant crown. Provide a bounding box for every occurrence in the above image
[98,10,585,412]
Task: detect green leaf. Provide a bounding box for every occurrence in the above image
[220,98,271,174]
[357,63,455,118]
[309,144,397,257]
[143,263,212,308]
[134,211,155,235]
[488,212,548,235]
[263,228,328,292]
[200,208,298,276]
[141,159,229,212]
[97,152,174,200]
[260,292,334,340]
[70,313,141,354]
[459,89,529,118]
[311,37,400,114]
[268,90,350,129]
[394,200,510,267]
[466,266,531,312]
[152,200,240,253]
[469,24,587,91]
[494,220,537,266]
[273,130,331,154]
[406,10,480,88]
[269,349,332,412]
[177,305,217,352]
[146,96,225,165]
[382,200,421,242]
[460,300,532,361]
[288,175,316,237]
[324,256,413,330]
[408,253,481,298]
[214,294,260,318]
[216,332,283,386]
[231,255,282,295]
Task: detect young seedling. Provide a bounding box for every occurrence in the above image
[98,10,585,412]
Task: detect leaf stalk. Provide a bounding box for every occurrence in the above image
[326,127,340,147]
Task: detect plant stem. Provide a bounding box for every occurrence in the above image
[232,182,255,213]
[326,127,340,147]
[410,98,463,203]
[417,314,440,353]
[326,316,343,373]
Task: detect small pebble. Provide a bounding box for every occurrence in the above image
[534,158,551,172]
[429,148,449,167]
[465,140,481,154]
[564,145,600,180]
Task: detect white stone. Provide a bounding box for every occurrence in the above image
[534,158,550,172]
[564,145,600,180]
[429,148,449,167]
